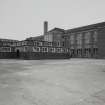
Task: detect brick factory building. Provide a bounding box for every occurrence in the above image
[0,21,105,59]
[44,21,105,59]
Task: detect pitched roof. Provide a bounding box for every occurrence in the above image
[26,35,44,41]
[0,38,18,42]
[67,21,105,33]
[48,27,65,33]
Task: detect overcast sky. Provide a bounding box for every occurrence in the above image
[0,0,105,40]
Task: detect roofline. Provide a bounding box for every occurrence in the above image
[48,27,65,33]
[67,21,105,33]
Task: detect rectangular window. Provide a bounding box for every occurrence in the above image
[70,35,75,45]
[42,47,48,52]
[93,31,98,42]
[93,48,98,55]
[62,41,65,47]
[76,33,82,45]
[49,48,55,53]
[34,41,37,46]
[48,42,52,46]
[24,46,28,52]
[57,41,61,47]
[37,47,40,52]
[1,47,11,52]
[38,42,43,46]
[71,49,75,55]
[84,32,91,44]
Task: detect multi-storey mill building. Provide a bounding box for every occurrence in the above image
[66,22,105,59]
[0,21,70,59]
[44,21,105,59]
[1,21,105,59]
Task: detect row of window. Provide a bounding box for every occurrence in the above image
[11,41,62,47]
[0,42,14,46]
[12,41,28,46]
[32,47,70,53]
[71,48,98,57]
[0,47,11,52]
[33,41,53,46]
[70,31,98,45]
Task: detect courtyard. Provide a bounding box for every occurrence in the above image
[0,59,105,105]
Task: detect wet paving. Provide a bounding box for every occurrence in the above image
[0,59,105,105]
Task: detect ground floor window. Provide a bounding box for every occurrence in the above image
[56,48,62,53]
[84,48,91,57]
[42,47,48,52]
[77,49,82,57]
[56,41,61,47]
[24,46,28,52]
[37,47,40,52]
[71,49,75,56]
[62,41,65,47]
[62,48,67,53]
[0,47,11,52]
[33,47,40,52]
[93,48,98,56]
[49,48,55,53]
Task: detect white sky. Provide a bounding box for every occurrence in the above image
[0,0,105,40]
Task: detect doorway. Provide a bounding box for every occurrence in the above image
[16,49,20,58]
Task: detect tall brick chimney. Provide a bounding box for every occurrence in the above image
[44,21,48,35]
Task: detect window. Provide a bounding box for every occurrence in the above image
[76,33,82,45]
[34,41,37,46]
[93,48,98,55]
[1,47,11,52]
[93,31,98,42]
[49,48,55,53]
[84,32,91,44]
[43,41,48,46]
[37,47,40,52]
[63,48,67,53]
[56,48,61,53]
[71,49,75,56]
[24,46,28,52]
[33,47,37,52]
[38,42,43,46]
[57,41,60,47]
[66,48,69,53]
[42,47,48,52]
[62,41,65,47]
[70,34,75,44]
[48,42,52,46]
[53,48,55,53]
[45,48,48,52]
[84,48,91,57]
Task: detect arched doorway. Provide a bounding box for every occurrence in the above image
[16,49,20,58]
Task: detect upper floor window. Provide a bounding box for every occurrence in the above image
[57,41,60,47]
[93,31,98,42]
[49,48,55,53]
[42,47,48,52]
[84,32,91,44]
[34,41,37,46]
[76,33,82,45]
[70,34,75,44]
[37,47,40,52]
[56,48,61,53]
[48,42,52,46]
[62,41,65,47]
[38,42,43,46]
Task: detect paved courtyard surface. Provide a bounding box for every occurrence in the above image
[0,59,105,105]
